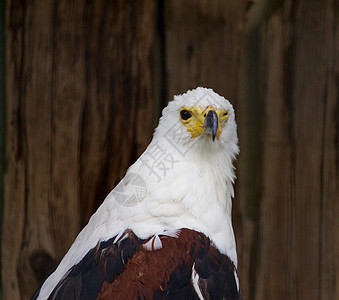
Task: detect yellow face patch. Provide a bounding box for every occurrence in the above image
[179,105,229,139]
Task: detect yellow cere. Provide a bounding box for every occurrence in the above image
[179,105,229,140]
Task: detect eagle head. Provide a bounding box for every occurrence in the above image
[154,87,239,161]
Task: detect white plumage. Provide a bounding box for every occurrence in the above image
[37,87,239,299]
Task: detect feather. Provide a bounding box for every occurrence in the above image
[142,235,162,251]
[191,263,205,300]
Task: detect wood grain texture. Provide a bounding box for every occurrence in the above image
[4,1,56,299]
[289,1,338,298]
[164,0,247,104]
[3,0,338,299]
[252,0,339,299]
[253,11,294,299]
[78,0,157,226]
[3,0,157,298]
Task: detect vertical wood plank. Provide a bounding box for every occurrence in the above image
[4,1,56,299]
[289,1,336,298]
[320,4,339,296]
[79,0,157,225]
[3,0,25,296]
[255,0,339,299]
[255,12,293,299]
[49,0,86,258]
[164,0,247,103]
[315,2,339,298]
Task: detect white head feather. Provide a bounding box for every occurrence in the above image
[37,87,239,299]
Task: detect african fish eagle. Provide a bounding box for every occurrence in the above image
[32,87,241,299]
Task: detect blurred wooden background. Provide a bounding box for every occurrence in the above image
[2,0,338,299]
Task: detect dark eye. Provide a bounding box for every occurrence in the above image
[180,110,192,120]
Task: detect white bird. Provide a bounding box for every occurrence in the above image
[32,87,241,300]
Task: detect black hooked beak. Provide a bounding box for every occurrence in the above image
[204,110,218,141]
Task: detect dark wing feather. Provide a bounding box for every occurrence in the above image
[31,230,142,300]
[194,254,240,300]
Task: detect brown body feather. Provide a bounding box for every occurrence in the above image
[97,229,202,299]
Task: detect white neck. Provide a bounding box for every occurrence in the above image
[126,134,238,266]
